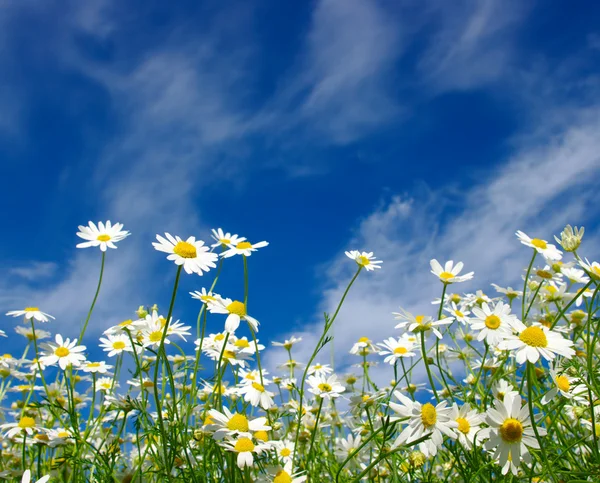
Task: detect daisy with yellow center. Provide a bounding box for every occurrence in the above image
[40,334,86,370]
[99,334,133,357]
[221,239,269,258]
[377,336,417,364]
[516,230,562,260]
[430,259,474,284]
[222,434,268,468]
[205,407,271,441]
[0,416,45,439]
[190,288,222,305]
[307,362,333,377]
[6,307,55,323]
[541,366,586,404]
[449,403,483,450]
[206,296,260,334]
[153,233,218,275]
[498,320,575,364]
[389,392,457,457]
[345,250,382,271]
[469,301,516,347]
[238,380,276,409]
[76,220,130,251]
[393,308,453,339]
[483,393,543,475]
[81,360,112,374]
[307,374,345,400]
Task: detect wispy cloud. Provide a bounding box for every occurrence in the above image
[9,262,58,281]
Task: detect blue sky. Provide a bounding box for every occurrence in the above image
[1,0,600,377]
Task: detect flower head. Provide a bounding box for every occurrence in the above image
[554,224,584,252]
[153,233,218,275]
[345,251,382,271]
[76,221,130,251]
[430,259,474,284]
[6,308,54,323]
[516,231,562,260]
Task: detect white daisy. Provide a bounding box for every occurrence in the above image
[221,240,269,258]
[449,403,483,450]
[430,259,474,284]
[516,230,562,260]
[211,228,245,248]
[377,336,417,364]
[237,381,275,409]
[260,461,307,483]
[190,288,223,305]
[6,307,54,323]
[393,308,453,339]
[541,366,587,404]
[99,334,134,357]
[307,363,333,377]
[498,321,575,364]
[153,233,218,275]
[469,302,516,347]
[81,360,112,374]
[222,434,268,468]
[482,392,544,476]
[389,391,457,457]
[40,334,86,370]
[307,374,345,400]
[344,250,382,271]
[207,297,259,334]
[76,220,130,251]
[206,407,271,441]
[491,284,522,301]
[272,336,302,349]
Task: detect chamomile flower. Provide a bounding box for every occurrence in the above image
[259,462,307,483]
[15,326,50,341]
[211,228,245,248]
[579,258,600,280]
[498,321,575,364]
[221,240,269,258]
[238,381,275,409]
[222,434,269,469]
[541,367,586,404]
[206,407,271,441]
[393,308,453,339]
[430,259,474,284]
[307,363,333,377]
[377,336,417,364]
[99,334,133,357]
[6,308,54,323]
[449,403,483,450]
[190,288,222,305]
[444,302,471,325]
[307,374,345,400]
[272,336,302,349]
[1,416,45,439]
[389,392,457,457]
[76,221,130,251]
[81,361,112,374]
[207,297,259,333]
[349,337,379,355]
[482,393,544,476]
[491,284,522,301]
[40,334,86,370]
[561,267,589,284]
[274,440,296,463]
[516,231,562,260]
[153,233,218,275]
[345,250,382,271]
[469,302,516,347]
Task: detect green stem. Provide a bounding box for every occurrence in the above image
[522,252,537,321]
[79,251,106,343]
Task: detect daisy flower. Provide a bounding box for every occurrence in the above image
[222,434,268,468]
[190,288,222,305]
[206,407,271,441]
[492,380,516,402]
[99,334,133,357]
[153,233,218,275]
[345,250,382,271]
[76,221,130,251]
[482,392,544,476]
[491,284,522,301]
[307,374,345,400]
[207,297,259,333]
[334,434,367,468]
[393,308,453,339]
[21,469,50,483]
[498,321,575,364]
[377,336,417,364]
[561,267,589,284]
[578,258,600,280]
[1,416,45,439]
[15,326,51,341]
[6,307,54,323]
[430,259,474,284]
[274,440,296,463]
[211,228,245,248]
[469,302,516,347]
[237,381,275,409]
[221,240,269,258]
[272,336,302,349]
[307,363,333,377]
[541,366,587,404]
[389,391,457,457]
[40,334,86,370]
[449,403,483,450]
[444,302,471,325]
[554,224,584,252]
[349,337,379,355]
[81,360,112,374]
[259,462,307,483]
[516,230,562,260]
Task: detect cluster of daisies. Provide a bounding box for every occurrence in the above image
[0,221,598,482]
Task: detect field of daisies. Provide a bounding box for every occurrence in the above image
[0,222,598,482]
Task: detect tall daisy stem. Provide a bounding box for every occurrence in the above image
[79,251,106,343]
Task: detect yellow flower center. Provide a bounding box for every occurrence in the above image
[252,382,265,392]
[415,315,425,324]
[57,431,70,438]
[234,339,250,349]
[456,417,470,434]
[254,430,268,441]
[34,433,49,442]
[97,234,111,242]
[215,334,226,341]
[227,414,249,432]
[234,437,255,453]
[223,350,236,359]
[357,255,371,266]
[455,310,464,317]
[55,347,70,357]
[420,403,437,428]
[393,347,408,355]
[358,337,369,343]
[318,383,333,392]
[112,341,126,350]
[519,326,548,348]
[499,418,523,443]
[280,448,291,457]
[556,375,570,392]
[148,330,163,343]
[87,362,101,368]
[173,241,197,259]
[273,471,292,483]
[119,319,133,327]
[18,417,36,429]
[219,238,231,245]
[485,315,501,330]
[143,380,154,388]
[531,238,547,250]
[236,241,252,249]
[25,307,40,312]
[536,270,553,279]
[439,271,454,281]
[227,301,246,317]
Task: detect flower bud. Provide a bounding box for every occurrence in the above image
[554,224,584,252]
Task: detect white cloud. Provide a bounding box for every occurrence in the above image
[9,262,58,281]
[267,107,600,382]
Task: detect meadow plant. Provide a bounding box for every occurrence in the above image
[0,222,599,482]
